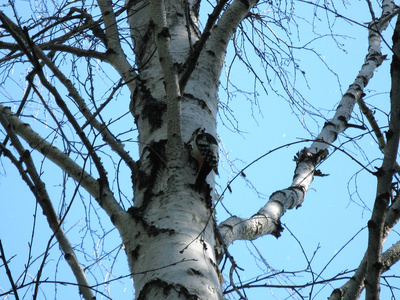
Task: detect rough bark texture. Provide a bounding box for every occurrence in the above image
[125,0,225,297]
[365,10,400,300]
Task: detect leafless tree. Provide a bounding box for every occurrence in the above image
[1,0,400,299]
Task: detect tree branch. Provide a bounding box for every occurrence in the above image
[365,10,400,299]
[96,0,137,91]
[0,101,132,248]
[38,44,108,60]
[381,240,400,273]
[356,0,398,154]
[179,0,230,92]
[0,104,99,199]
[218,1,397,248]
[328,187,400,299]
[0,41,107,63]
[150,0,183,158]
[0,7,108,64]
[0,240,20,300]
[357,97,386,149]
[195,0,258,89]
[0,110,95,300]
[329,240,400,300]
[0,10,136,235]
[0,11,137,177]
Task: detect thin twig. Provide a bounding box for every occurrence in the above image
[0,240,20,300]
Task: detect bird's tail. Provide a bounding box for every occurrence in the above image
[195,165,213,191]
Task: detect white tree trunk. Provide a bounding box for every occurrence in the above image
[122,0,258,296]
[124,0,225,297]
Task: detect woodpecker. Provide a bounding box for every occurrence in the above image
[188,127,219,190]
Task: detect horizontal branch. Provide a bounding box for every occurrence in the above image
[39,43,108,60]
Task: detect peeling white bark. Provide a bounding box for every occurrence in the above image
[125,0,227,297]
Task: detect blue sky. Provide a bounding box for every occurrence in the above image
[214,1,398,298]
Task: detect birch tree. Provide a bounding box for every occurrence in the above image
[1,0,400,299]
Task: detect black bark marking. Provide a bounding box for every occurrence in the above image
[137,279,200,300]
[142,101,167,130]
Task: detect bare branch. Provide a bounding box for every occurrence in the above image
[218,2,397,248]
[357,97,386,150]
[96,0,137,89]
[365,11,400,299]
[328,188,400,299]
[197,0,259,89]
[37,44,108,60]
[0,104,99,199]
[0,7,108,63]
[329,241,400,300]
[150,0,183,155]
[382,240,400,273]
[0,12,137,177]
[0,240,19,300]
[0,109,95,300]
[179,0,230,92]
